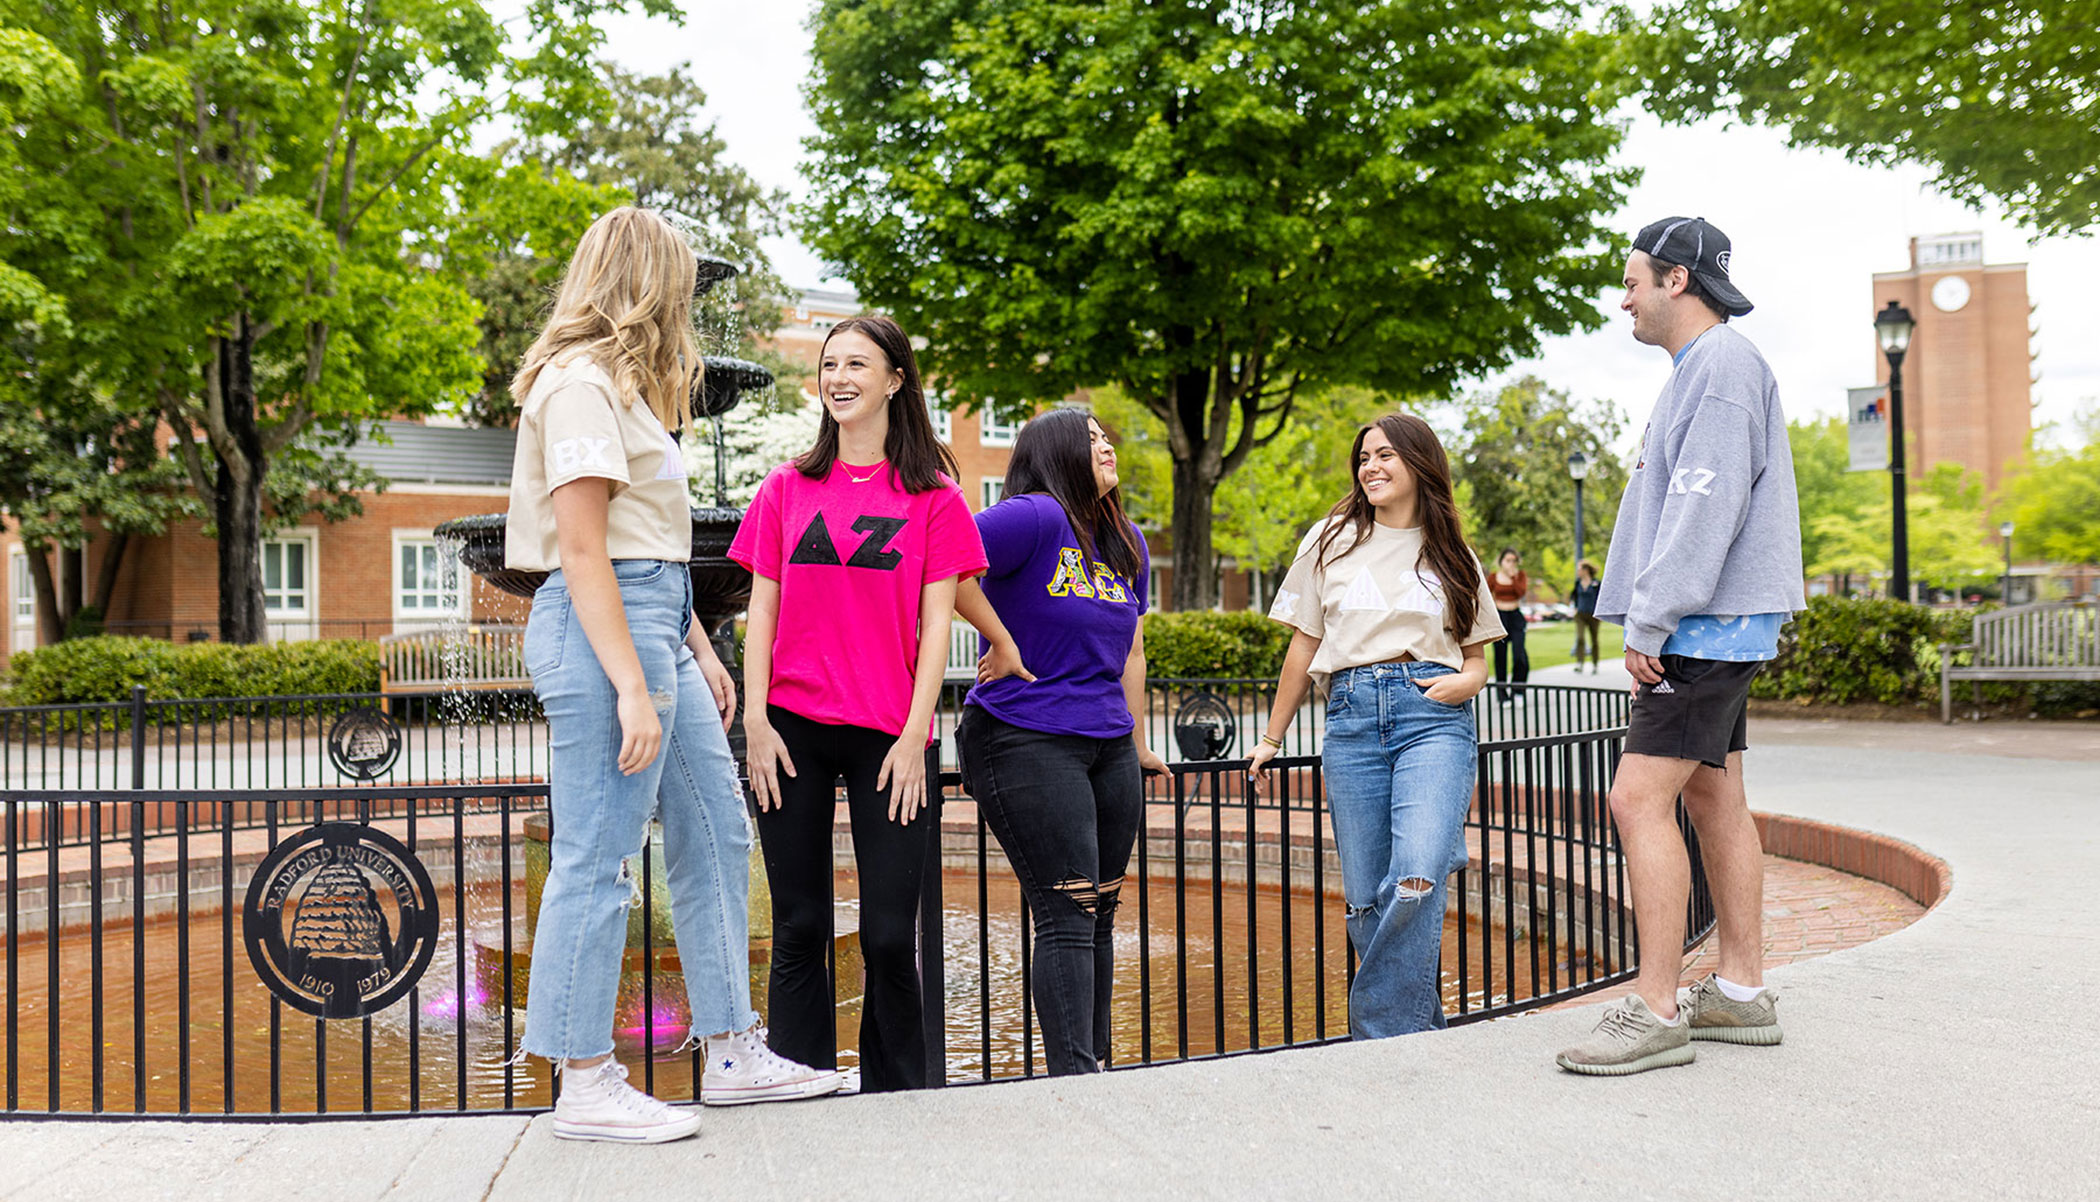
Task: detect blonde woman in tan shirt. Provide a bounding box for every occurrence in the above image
[1247,413,1503,1038]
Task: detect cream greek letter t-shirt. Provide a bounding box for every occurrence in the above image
[1267,518,1504,686]
[504,355,692,572]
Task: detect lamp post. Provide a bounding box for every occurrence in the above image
[1875,300,1916,602]
[1567,450,1591,565]
[1999,520,2016,605]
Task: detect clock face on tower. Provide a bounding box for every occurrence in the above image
[1931,275,1972,313]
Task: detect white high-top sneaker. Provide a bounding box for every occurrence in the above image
[552,1059,702,1143]
[700,1026,845,1106]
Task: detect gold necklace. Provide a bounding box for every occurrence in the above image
[840,460,887,484]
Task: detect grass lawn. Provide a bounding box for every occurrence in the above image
[1512,619,1623,671]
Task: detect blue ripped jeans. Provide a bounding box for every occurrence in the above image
[520,559,759,1060]
[1321,661,1477,1039]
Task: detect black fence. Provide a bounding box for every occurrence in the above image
[0,679,1614,798]
[0,683,1692,1118]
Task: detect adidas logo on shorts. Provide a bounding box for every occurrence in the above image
[1650,680,1676,695]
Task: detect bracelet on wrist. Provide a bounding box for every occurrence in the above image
[1259,733,1285,750]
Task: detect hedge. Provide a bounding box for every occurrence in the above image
[1753,597,2100,717]
[1143,610,1292,680]
[4,636,382,708]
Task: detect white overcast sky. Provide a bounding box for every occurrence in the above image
[585,0,2100,449]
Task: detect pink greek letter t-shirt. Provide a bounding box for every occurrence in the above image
[729,461,988,737]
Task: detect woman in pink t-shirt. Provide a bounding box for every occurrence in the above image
[728,315,987,1092]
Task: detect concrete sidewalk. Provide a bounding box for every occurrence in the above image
[3,721,2095,1200]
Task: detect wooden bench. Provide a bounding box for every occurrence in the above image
[378,625,530,695]
[1939,601,2100,723]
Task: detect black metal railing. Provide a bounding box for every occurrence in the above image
[1,680,1618,796]
[0,683,1699,1119]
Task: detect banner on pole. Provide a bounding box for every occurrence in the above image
[1847,385,1889,472]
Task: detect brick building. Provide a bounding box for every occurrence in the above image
[1869,232,2033,496]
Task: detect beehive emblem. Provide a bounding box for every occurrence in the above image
[287,860,392,960]
[244,822,439,1019]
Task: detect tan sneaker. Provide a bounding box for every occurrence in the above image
[1555,995,1694,1076]
[1679,975,1783,1045]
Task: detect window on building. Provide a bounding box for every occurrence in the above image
[981,477,1005,509]
[9,551,34,654]
[927,394,952,440]
[979,405,1022,447]
[261,536,314,615]
[396,536,466,618]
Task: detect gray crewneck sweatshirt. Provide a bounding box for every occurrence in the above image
[1596,324,1805,655]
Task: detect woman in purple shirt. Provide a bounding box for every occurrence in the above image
[955,409,1168,1075]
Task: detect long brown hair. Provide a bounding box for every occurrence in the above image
[796,315,960,492]
[512,207,699,435]
[1314,413,1482,641]
[1005,408,1144,581]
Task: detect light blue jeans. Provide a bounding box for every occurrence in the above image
[520,559,759,1060]
[1321,661,1477,1039]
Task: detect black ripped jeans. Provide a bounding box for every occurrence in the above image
[957,706,1143,1076]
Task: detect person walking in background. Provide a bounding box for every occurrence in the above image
[952,409,1169,1076]
[1571,560,1603,673]
[508,208,840,1144]
[1556,216,1804,1077]
[1246,414,1504,1038]
[731,314,988,1094]
[1489,549,1530,697]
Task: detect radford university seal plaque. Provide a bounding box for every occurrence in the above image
[243,823,440,1019]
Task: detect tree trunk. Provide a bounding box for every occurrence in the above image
[1169,453,1221,611]
[91,532,130,614]
[215,320,270,644]
[59,546,83,622]
[27,549,61,646]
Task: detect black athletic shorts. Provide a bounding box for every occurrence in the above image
[1624,655,1764,769]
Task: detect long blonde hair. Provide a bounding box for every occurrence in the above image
[511,206,700,434]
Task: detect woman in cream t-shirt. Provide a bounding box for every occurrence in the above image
[505,207,839,1145]
[1247,413,1503,1040]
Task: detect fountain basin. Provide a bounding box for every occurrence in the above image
[438,507,752,627]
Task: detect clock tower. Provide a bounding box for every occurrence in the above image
[1869,233,2034,494]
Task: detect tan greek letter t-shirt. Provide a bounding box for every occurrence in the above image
[1267,518,1504,685]
[504,355,692,572]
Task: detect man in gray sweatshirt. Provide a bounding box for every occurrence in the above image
[1557,216,1805,1077]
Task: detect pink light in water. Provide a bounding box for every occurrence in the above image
[616,1005,689,1043]
[421,981,489,1021]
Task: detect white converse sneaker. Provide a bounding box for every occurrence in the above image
[700,1026,845,1106]
[552,1059,701,1143]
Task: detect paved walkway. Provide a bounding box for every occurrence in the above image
[3,710,2095,1200]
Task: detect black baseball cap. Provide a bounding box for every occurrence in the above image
[1634,216,1753,316]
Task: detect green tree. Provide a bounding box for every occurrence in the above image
[1454,376,1628,592]
[2001,406,2100,565]
[803,0,1638,609]
[1788,417,1883,594]
[1804,461,1997,596]
[6,0,672,642]
[466,62,792,427]
[1635,1,2100,234]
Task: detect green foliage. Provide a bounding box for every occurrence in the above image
[1454,376,1627,583]
[3,0,678,641]
[1634,1,2099,234]
[804,0,1639,608]
[5,637,381,709]
[2001,405,2100,566]
[1752,597,1964,707]
[1142,611,1293,680]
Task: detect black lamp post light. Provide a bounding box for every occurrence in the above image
[1875,300,1916,602]
[1566,449,1591,565]
[2000,520,2016,605]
